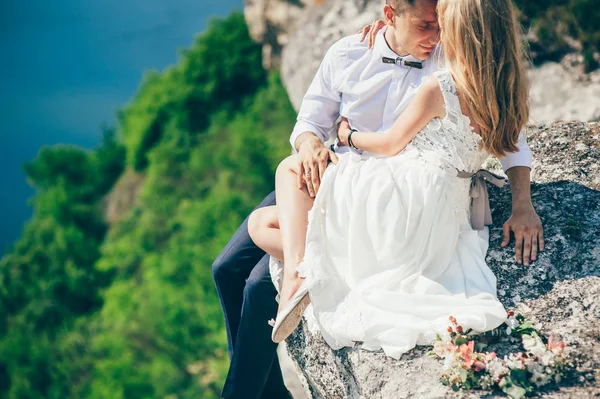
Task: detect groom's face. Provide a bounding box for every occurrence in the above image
[385,0,440,60]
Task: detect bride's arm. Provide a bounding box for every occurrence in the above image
[339,76,445,156]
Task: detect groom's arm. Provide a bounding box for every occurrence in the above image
[499,130,544,267]
[289,40,345,197]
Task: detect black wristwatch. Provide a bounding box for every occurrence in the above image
[348,128,359,150]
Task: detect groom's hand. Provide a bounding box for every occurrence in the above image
[357,19,386,49]
[501,204,544,267]
[501,166,544,267]
[297,134,338,197]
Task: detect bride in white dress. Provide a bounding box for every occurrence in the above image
[248,0,530,359]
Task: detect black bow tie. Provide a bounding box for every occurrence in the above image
[382,56,423,69]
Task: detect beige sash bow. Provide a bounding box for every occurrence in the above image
[457,169,506,230]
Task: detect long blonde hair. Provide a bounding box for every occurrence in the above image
[437,0,529,157]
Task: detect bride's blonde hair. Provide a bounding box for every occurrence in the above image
[437,0,529,157]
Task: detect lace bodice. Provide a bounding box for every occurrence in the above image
[406,70,488,174]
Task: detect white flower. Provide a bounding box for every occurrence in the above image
[506,316,520,329]
[551,346,565,356]
[486,358,509,381]
[478,374,494,390]
[522,334,535,350]
[539,351,555,366]
[522,334,546,356]
[505,354,526,370]
[526,359,544,374]
[530,370,552,387]
[432,338,456,359]
[443,356,454,371]
[506,326,512,335]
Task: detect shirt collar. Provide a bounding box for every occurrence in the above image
[374,26,427,65]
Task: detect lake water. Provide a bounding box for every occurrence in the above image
[0,0,243,254]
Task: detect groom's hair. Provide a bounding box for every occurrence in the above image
[386,0,417,14]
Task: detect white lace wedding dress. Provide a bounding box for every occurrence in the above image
[272,70,507,359]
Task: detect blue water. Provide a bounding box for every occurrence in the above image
[0,0,243,254]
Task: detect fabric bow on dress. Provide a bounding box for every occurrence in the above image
[457,169,507,230]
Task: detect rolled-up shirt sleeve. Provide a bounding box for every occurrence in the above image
[499,129,532,172]
[290,43,343,150]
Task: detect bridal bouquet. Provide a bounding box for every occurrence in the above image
[429,313,571,398]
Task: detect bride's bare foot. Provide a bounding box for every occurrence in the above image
[277,276,305,313]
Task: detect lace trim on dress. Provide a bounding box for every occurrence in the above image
[407,70,488,176]
[436,70,488,172]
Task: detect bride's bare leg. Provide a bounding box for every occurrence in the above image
[248,205,284,260]
[276,154,314,310]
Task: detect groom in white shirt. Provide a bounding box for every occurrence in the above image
[213,0,544,397]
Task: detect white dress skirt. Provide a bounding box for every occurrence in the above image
[271,70,507,359]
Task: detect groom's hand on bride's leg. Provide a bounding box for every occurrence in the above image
[296,133,338,197]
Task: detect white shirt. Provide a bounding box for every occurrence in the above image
[290,28,532,171]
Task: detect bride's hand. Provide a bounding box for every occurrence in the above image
[337,117,351,146]
[357,19,386,49]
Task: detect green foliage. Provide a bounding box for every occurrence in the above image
[0,133,125,398]
[0,11,294,398]
[87,71,293,399]
[119,11,266,171]
[514,0,600,70]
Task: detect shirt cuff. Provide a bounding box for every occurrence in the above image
[498,130,532,172]
[500,158,531,172]
[499,147,533,172]
[290,121,328,151]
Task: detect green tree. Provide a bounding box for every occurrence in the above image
[119,12,266,171]
[0,11,296,399]
[0,135,124,398]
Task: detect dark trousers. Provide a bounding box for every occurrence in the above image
[212,191,291,399]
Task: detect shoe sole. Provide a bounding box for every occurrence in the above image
[272,293,311,343]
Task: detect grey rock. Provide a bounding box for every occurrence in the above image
[244,0,311,69]
[528,64,600,125]
[528,122,600,191]
[279,0,380,111]
[283,122,600,398]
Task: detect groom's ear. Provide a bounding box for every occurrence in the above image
[383,5,396,25]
